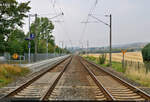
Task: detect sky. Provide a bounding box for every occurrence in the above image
[17,0,150,48]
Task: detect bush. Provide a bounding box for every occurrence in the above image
[98,53,106,64]
[142,43,150,62]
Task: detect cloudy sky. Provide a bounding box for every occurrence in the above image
[17,0,150,48]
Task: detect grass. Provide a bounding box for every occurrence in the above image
[0,64,30,88]
[84,55,97,63]
[101,61,125,73]
[125,66,150,87]
[83,55,125,73]
[83,55,150,87]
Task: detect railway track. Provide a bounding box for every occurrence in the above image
[46,56,108,100]
[1,55,150,101]
[80,56,150,101]
[1,56,72,102]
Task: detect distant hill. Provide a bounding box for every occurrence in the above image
[112,42,149,49]
[67,42,149,53]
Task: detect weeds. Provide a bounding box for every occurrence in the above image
[125,67,150,87]
[0,64,30,88]
[98,53,106,64]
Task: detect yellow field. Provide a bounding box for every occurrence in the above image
[87,51,143,63]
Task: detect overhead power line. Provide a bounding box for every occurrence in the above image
[79,0,99,42]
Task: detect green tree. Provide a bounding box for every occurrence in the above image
[0,0,30,53]
[142,43,150,62]
[6,29,25,54]
[38,40,47,53]
[30,17,55,53]
[48,43,54,53]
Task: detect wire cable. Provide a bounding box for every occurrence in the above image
[79,0,99,42]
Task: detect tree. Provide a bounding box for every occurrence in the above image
[0,0,30,53]
[6,29,25,54]
[142,43,150,62]
[30,17,55,53]
[48,43,54,53]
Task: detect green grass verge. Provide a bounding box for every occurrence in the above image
[83,55,124,73]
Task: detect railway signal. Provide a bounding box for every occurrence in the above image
[12,53,19,60]
[121,49,127,68]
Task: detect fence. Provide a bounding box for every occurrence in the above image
[0,53,66,64]
[124,60,150,73]
[24,53,66,63]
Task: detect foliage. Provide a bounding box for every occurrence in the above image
[0,0,30,53]
[29,17,55,53]
[0,64,30,87]
[98,53,106,64]
[0,0,69,55]
[48,43,54,53]
[30,17,54,44]
[142,43,150,62]
[6,29,25,54]
[38,40,47,53]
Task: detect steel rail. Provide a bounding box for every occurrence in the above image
[81,56,150,100]
[40,57,72,101]
[1,56,70,101]
[80,58,115,101]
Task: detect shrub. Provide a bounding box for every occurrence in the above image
[98,53,106,64]
[142,43,150,62]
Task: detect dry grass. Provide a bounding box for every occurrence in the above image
[0,64,30,87]
[125,67,150,87]
[87,51,143,63]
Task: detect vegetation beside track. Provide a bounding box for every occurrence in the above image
[84,55,124,72]
[83,55,150,87]
[0,64,30,88]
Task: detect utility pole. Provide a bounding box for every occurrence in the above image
[53,37,56,57]
[47,39,48,58]
[109,14,112,66]
[89,14,112,66]
[34,14,38,62]
[28,15,31,63]
[87,40,89,55]
[65,45,67,54]
[61,41,64,54]
[81,42,83,54]
[59,41,61,55]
